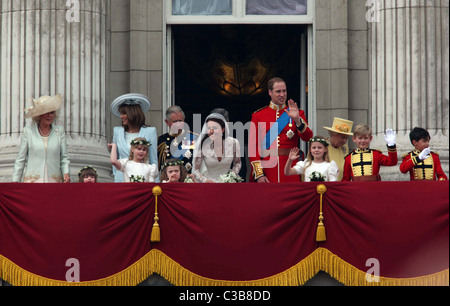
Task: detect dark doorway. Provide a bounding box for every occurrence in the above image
[172,24,307,127]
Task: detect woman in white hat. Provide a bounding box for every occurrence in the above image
[12,94,70,183]
[110,93,158,182]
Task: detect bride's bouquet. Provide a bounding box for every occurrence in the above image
[184,175,195,183]
[129,175,145,182]
[309,171,325,182]
[218,171,244,183]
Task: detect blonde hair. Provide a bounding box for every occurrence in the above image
[129,137,150,163]
[304,135,330,172]
[353,124,372,137]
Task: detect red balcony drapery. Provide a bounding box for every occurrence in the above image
[0,181,448,286]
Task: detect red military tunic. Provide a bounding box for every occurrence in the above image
[342,147,398,181]
[249,102,313,182]
[399,150,447,181]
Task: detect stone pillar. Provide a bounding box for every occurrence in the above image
[0,0,112,182]
[315,0,350,136]
[370,0,449,180]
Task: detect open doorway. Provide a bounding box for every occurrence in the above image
[172,24,308,127]
[170,24,308,180]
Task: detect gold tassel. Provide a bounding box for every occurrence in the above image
[316,184,327,242]
[151,186,163,243]
[1,249,448,286]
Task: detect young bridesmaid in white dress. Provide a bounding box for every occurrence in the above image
[109,137,158,183]
[284,136,339,182]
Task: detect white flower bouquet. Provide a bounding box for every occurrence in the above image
[218,171,244,183]
[184,176,195,183]
[130,175,145,182]
[309,171,325,182]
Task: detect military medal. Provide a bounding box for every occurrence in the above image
[286,129,295,139]
[184,150,192,159]
[286,117,294,139]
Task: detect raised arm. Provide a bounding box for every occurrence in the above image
[284,148,300,176]
[108,143,122,170]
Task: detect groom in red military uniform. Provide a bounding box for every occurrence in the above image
[249,77,313,182]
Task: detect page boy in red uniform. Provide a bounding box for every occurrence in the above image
[399,127,447,181]
[342,124,398,181]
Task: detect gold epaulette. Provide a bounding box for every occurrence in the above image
[345,150,356,158]
[253,106,268,114]
[157,142,167,150]
[401,152,411,159]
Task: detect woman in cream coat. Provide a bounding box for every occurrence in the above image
[12,94,70,183]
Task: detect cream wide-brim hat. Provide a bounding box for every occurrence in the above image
[110,93,151,118]
[323,117,354,136]
[25,94,62,119]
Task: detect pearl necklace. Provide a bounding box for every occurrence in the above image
[39,126,51,137]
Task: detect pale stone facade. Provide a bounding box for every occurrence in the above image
[0,0,448,182]
[0,0,111,181]
[369,0,449,180]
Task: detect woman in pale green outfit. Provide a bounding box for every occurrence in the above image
[12,94,70,183]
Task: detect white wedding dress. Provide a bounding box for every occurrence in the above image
[193,137,241,182]
[192,112,242,183]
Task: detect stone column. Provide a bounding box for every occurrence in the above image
[0,0,112,182]
[370,0,449,180]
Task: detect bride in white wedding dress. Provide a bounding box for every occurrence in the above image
[193,110,242,183]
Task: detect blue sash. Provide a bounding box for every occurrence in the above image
[263,110,291,150]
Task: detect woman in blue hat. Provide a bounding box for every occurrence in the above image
[110,93,158,182]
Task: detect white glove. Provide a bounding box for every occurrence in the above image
[384,128,396,146]
[418,148,431,160]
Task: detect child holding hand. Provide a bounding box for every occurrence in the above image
[109,137,158,183]
[285,136,339,182]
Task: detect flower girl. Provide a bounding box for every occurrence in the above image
[109,137,158,182]
[78,166,98,183]
[160,159,189,183]
[284,136,339,182]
